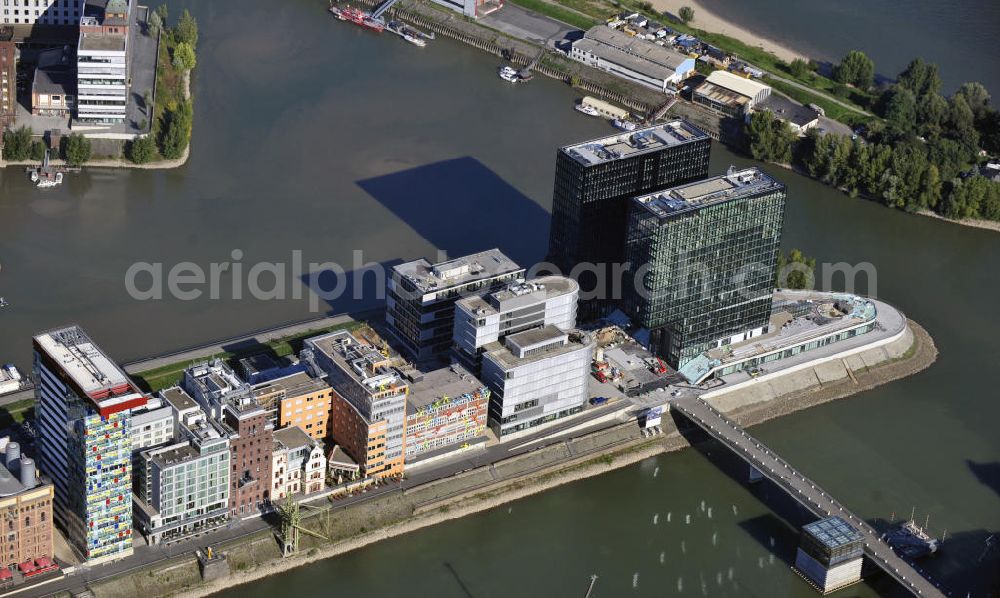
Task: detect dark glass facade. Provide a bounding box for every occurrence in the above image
[547,122,712,317]
[624,169,786,367]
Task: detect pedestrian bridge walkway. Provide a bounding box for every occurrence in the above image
[671,396,946,598]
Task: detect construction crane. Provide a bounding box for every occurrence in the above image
[278,497,330,556]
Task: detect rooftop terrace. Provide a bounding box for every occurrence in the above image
[562,120,709,166]
[393,249,522,295]
[484,326,592,369]
[634,167,783,218]
[457,276,578,316]
[306,329,408,398]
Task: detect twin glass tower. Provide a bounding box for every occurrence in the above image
[547,120,786,368]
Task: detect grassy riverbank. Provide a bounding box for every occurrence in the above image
[132,320,361,392]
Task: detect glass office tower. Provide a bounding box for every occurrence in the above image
[547,120,711,318]
[624,167,786,367]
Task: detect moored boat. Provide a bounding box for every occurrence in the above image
[575,103,600,116]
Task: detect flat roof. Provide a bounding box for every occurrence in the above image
[406,364,485,413]
[484,327,592,370]
[584,26,690,69]
[573,38,677,82]
[704,69,770,99]
[803,517,862,548]
[562,120,709,166]
[159,386,198,412]
[148,443,199,468]
[274,425,315,450]
[34,326,145,415]
[253,371,329,400]
[710,291,877,364]
[79,32,126,52]
[457,275,578,316]
[305,329,408,398]
[393,249,522,294]
[634,167,783,218]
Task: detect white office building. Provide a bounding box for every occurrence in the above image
[76,0,130,124]
[480,326,594,438]
[453,275,579,373]
[2,0,82,26]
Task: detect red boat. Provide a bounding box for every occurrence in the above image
[328,5,347,20]
[339,6,384,32]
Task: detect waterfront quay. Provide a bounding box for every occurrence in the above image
[0,285,931,598]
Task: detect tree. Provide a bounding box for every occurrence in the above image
[174,9,198,48]
[916,92,949,135]
[788,58,810,79]
[678,5,694,23]
[776,249,816,290]
[834,50,874,89]
[127,135,156,164]
[172,41,197,71]
[63,134,91,167]
[955,82,991,118]
[30,141,47,161]
[747,111,795,164]
[915,163,942,210]
[1,126,33,161]
[160,100,193,159]
[948,94,980,151]
[883,86,917,133]
[897,58,941,98]
[155,4,168,22]
[148,10,163,36]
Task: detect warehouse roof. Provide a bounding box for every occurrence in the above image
[704,70,770,99]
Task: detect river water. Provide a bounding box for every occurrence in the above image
[697,0,1000,94]
[1,0,998,596]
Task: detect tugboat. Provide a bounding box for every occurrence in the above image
[498,66,519,83]
[574,102,600,117]
[339,6,384,32]
[28,150,64,188]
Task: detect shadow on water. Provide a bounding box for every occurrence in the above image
[298,258,403,316]
[967,460,1000,500]
[357,157,550,267]
[443,562,476,598]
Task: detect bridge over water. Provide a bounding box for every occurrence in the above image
[671,396,946,598]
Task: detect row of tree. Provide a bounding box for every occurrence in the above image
[127,6,198,164]
[2,127,91,166]
[747,110,1000,222]
[747,54,1000,222]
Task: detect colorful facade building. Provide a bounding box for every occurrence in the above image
[252,372,334,442]
[404,364,489,461]
[34,326,147,563]
[0,438,54,570]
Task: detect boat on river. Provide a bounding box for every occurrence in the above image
[27,151,64,188]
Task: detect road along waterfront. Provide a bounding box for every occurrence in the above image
[62,316,934,598]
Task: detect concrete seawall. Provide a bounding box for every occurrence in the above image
[78,319,936,598]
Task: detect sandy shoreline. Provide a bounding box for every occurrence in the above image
[649,0,805,63]
[171,321,936,598]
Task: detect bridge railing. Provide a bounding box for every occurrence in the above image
[673,398,945,597]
